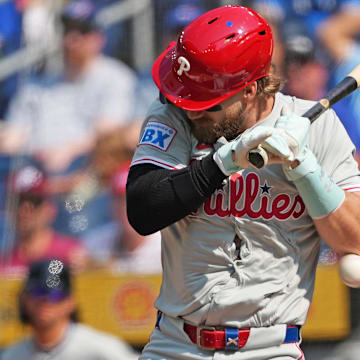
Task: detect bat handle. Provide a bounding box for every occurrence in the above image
[246,64,360,169]
[247,146,268,169]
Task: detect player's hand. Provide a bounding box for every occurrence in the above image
[261,105,318,181]
[213,125,274,175]
[262,106,311,164]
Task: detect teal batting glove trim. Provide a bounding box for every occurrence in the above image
[283,147,318,182]
[213,142,242,176]
[284,150,345,218]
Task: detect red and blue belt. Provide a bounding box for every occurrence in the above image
[183,322,300,351]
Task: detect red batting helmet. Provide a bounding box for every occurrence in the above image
[152,5,273,111]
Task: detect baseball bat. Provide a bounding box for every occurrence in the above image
[247,63,360,169]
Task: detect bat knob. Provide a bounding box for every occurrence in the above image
[247,146,268,169]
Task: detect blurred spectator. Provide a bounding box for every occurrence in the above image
[0,0,23,119]
[83,162,162,273]
[251,0,360,74]
[50,122,140,239]
[0,164,89,275]
[251,0,357,41]
[161,0,205,51]
[88,0,130,61]
[59,126,162,272]
[48,123,140,196]
[0,258,140,359]
[283,30,360,149]
[90,123,141,186]
[282,33,328,100]
[316,2,360,159]
[249,0,286,76]
[316,1,360,65]
[0,0,137,176]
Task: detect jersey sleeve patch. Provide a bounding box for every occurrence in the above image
[138,121,177,151]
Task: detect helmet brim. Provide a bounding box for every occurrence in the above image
[152,43,242,111]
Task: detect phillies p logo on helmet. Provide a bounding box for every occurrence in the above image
[177,56,191,76]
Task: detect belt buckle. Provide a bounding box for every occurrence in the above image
[196,325,216,351]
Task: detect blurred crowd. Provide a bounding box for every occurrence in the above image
[0,0,359,358]
[0,0,164,276]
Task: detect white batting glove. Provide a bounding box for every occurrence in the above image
[213,125,274,175]
[262,105,311,164]
[266,106,344,218]
[261,105,318,181]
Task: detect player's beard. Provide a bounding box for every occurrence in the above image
[190,102,247,144]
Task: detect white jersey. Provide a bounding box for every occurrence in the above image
[0,323,139,360]
[131,92,360,328]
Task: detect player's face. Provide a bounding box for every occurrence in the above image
[63,30,103,67]
[23,293,75,329]
[16,199,54,237]
[186,92,252,144]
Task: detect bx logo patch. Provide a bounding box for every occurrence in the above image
[139,121,177,151]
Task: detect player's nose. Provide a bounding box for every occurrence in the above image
[186,110,205,120]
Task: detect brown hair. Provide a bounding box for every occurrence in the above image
[92,124,140,184]
[93,127,134,165]
[256,64,285,98]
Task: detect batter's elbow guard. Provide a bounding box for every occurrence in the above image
[126,208,152,236]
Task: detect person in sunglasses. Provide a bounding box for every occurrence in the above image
[0,258,139,360]
[126,4,360,360]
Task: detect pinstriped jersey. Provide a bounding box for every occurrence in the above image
[131,92,360,328]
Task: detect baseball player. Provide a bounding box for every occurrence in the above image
[126,5,360,360]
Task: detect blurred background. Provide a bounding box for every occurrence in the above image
[0,0,359,358]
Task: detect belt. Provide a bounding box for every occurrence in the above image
[183,323,300,351]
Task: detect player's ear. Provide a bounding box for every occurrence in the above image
[243,82,257,99]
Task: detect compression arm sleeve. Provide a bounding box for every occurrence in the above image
[126,154,226,235]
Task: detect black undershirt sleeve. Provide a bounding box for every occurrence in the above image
[126,154,227,235]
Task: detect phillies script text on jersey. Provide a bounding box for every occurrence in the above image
[202,172,306,220]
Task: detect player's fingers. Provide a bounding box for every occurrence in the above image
[244,126,273,149]
[262,131,294,160]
